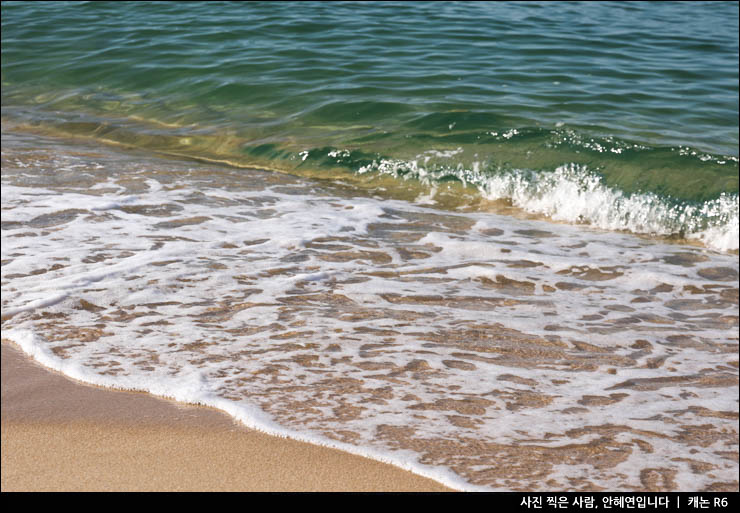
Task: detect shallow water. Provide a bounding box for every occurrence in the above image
[2,130,737,491]
[2,1,738,250]
[2,1,738,491]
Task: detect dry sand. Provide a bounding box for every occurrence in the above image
[1,341,453,492]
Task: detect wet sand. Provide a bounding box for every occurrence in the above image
[0,341,452,492]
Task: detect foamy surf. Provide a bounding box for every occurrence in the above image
[356,156,739,253]
[2,131,738,491]
[3,327,482,492]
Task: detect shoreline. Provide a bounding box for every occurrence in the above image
[1,341,453,492]
[2,129,737,492]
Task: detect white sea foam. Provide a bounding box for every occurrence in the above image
[357,154,739,253]
[2,137,738,491]
[4,326,483,491]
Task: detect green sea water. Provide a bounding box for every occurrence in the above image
[2,1,738,248]
[2,2,739,491]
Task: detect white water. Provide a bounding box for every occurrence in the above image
[2,132,738,491]
[356,154,739,253]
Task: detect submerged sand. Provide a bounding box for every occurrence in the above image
[1,342,452,492]
[2,131,737,491]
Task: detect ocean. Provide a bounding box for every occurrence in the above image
[1,1,738,491]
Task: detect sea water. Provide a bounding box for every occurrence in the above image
[1,1,737,491]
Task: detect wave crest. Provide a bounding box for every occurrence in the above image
[357,156,739,252]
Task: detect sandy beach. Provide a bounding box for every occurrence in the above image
[1,341,452,492]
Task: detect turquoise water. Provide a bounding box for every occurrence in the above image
[2,2,739,491]
[2,1,738,244]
